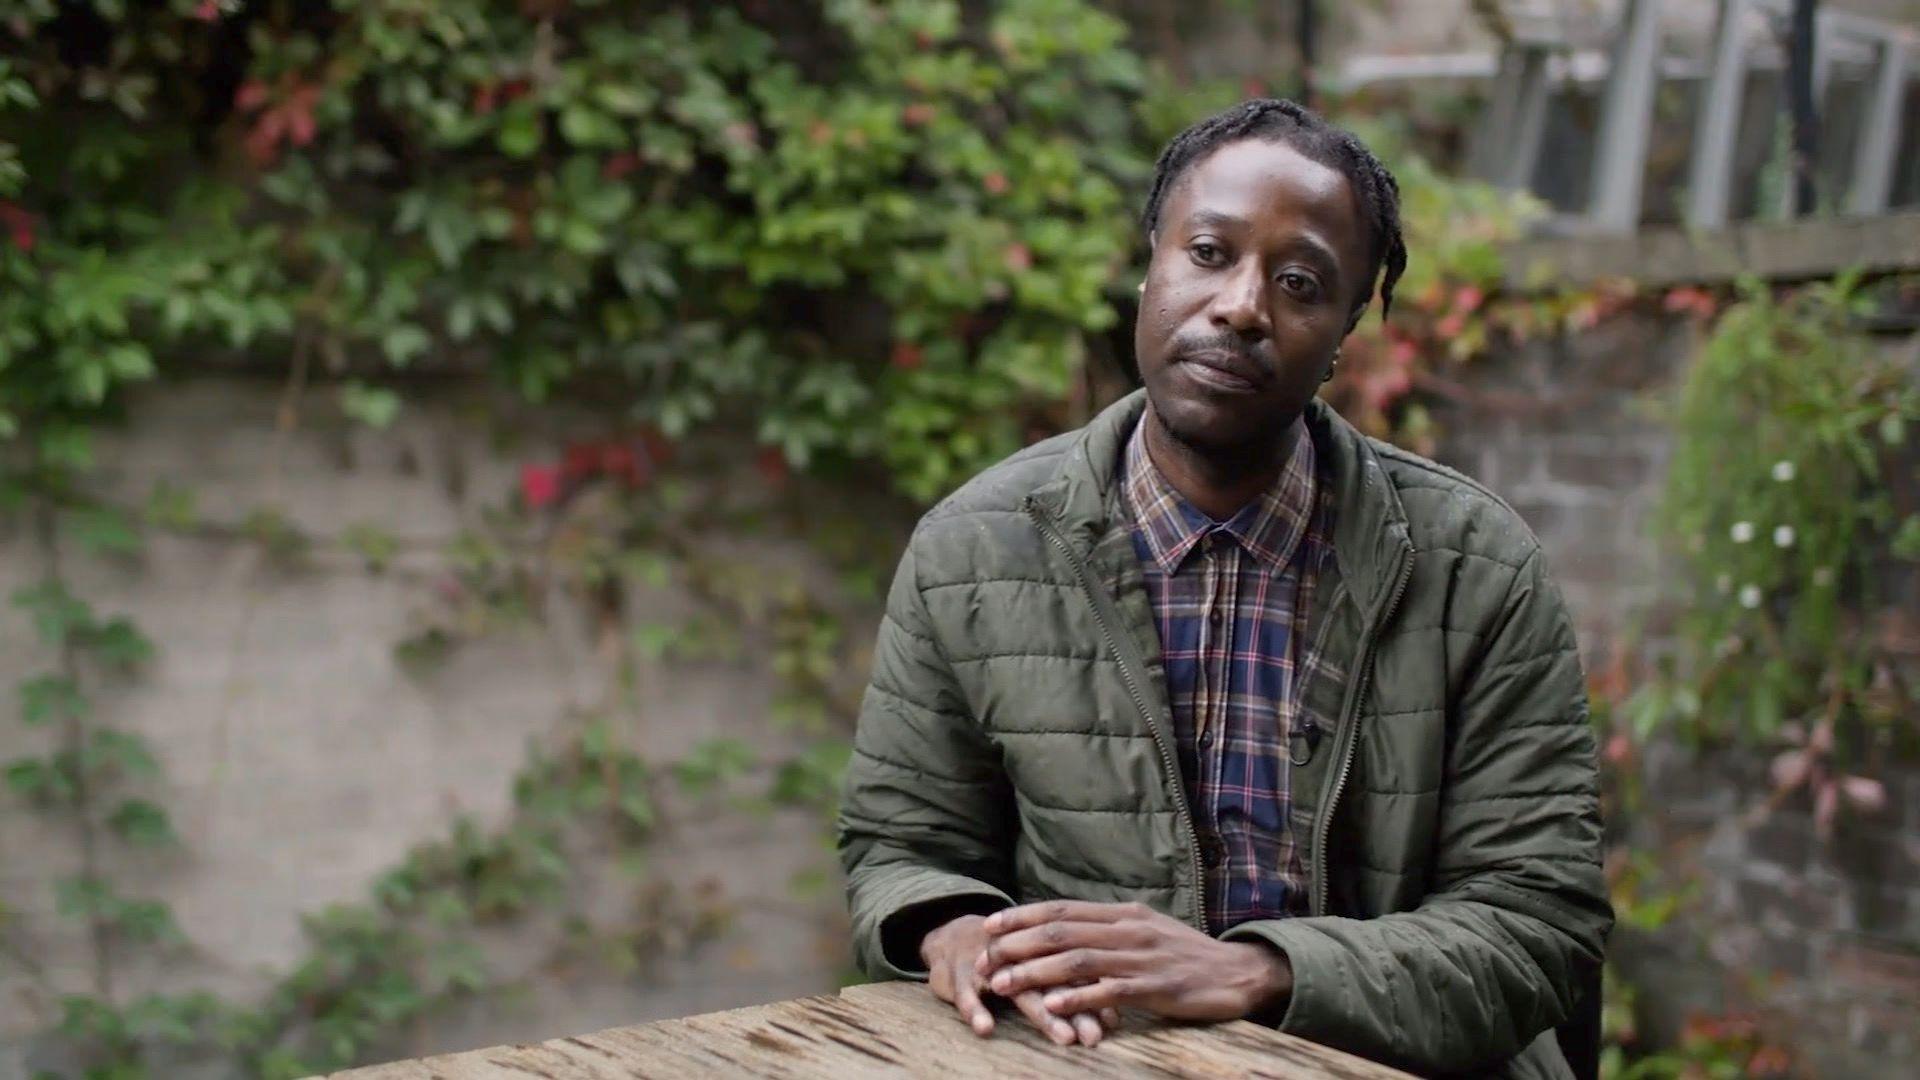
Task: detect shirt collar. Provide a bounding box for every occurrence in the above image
[1122,410,1318,575]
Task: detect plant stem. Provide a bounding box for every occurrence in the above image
[32,456,114,1000]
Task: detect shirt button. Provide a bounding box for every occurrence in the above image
[1202,841,1223,868]
[1198,729,1214,748]
[1207,608,1222,625]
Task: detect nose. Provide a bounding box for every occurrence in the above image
[1206,257,1270,341]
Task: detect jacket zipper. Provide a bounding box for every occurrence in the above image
[1027,500,1208,932]
[1311,550,1413,918]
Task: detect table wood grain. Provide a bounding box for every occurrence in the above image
[320,981,1415,1079]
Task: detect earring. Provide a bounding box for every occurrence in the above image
[1323,348,1341,383]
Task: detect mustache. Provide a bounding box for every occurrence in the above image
[1170,333,1269,375]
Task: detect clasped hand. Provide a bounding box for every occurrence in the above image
[922,900,1291,1047]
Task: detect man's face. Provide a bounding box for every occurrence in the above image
[1134,138,1371,455]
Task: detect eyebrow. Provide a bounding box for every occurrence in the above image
[1183,209,1343,280]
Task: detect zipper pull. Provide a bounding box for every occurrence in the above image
[1288,718,1322,766]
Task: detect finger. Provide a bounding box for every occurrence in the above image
[984,900,1144,936]
[1070,1011,1103,1046]
[1100,1006,1121,1029]
[990,948,1136,998]
[1013,990,1077,1046]
[977,921,1137,978]
[1041,978,1143,1017]
[951,969,994,1036]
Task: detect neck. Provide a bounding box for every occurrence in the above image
[1142,405,1304,522]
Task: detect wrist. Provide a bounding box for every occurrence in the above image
[918,912,985,967]
[1229,941,1293,1017]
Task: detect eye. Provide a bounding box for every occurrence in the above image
[1189,241,1226,267]
[1278,270,1322,301]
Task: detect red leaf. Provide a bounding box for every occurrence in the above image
[638,428,675,465]
[472,82,499,116]
[194,0,220,21]
[755,447,789,484]
[1603,732,1634,767]
[601,152,641,180]
[901,102,936,127]
[520,463,562,510]
[562,442,602,480]
[1452,285,1485,314]
[890,342,924,370]
[982,171,1009,195]
[235,80,270,111]
[286,104,317,147]
[1002,242,1032,273]
[1435,312,1467,339]
[0,202,34,253]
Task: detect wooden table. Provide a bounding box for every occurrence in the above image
[323,981,1415,1079]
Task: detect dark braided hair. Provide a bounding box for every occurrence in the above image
[1141,98,1409,321]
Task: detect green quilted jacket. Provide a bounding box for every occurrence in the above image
[837,390,1611,1079]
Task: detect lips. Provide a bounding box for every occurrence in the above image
[1179,350,1266,392]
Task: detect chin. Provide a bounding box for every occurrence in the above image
[1149,386,1293,458]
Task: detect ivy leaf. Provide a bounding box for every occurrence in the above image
[70,504,142,556]
[380,324,431,366]
[670,737,755,796]
[83,617,154,668]
[339,381,402,429]
[19,674,86,726]
[342,522,399,573]
[87,729,160,781]
[54,875,113,919]
[5,757,59,801]
[39,424,92,469]
[1893,515,1920,561]
[497,104,543,158]
[12,580,93,645]
[113,896,182,943]
[108,798,177,846]
[146,480,199,530]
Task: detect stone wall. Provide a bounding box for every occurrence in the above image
[4,234,1918,1077]
[0,377,859,1076]
[1430,296,1920,1078]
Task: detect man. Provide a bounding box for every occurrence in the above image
[836,99,1610,1080]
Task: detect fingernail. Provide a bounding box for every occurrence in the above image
[991,973,1009,992]
[1044,993,1065,1010]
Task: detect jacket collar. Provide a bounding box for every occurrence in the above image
[1027,389,1414,620]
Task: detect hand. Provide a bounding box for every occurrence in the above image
[920,912,1119,1046]
[974,901,1292,1022]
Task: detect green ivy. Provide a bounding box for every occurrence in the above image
[1637,276,1919,750]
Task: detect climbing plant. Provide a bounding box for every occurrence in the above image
[1624,275,1919,833]
[0,2,1627,1077]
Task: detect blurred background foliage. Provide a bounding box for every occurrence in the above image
[2,3,1914,1079]
[0,0,1537,502]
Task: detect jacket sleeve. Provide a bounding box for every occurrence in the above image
[1222,546,1613,1074]
[836,535,1017,980]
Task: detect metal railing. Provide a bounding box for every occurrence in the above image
[1343,1,1916,233]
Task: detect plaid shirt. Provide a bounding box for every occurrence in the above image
[1120,415,1335,934]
